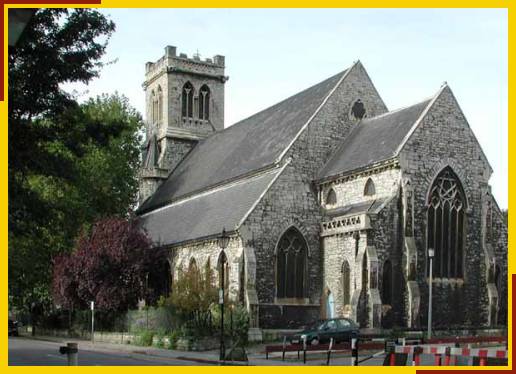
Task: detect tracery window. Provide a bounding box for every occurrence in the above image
[364,178,376,196]
[326,188,337,206]
[182,82,194,118]
[150,90,156,123]
[427,167,466,279]
[276,227,307,298]
[342,260,351,305]
[157,86,163,123]
[199,85,210,120]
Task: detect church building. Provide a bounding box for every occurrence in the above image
[137,45,507,336]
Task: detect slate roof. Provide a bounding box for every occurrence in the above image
[138,168,280,246]
[138,70,348,213]
[318,98,432,180]
[325,198,386,218]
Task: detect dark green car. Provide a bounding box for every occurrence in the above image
[289,318,359,345]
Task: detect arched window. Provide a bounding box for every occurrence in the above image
[150,90,156,123]
[342,260,351,306]
[382,260,392,305]
[157,86,163,123]
[364,178,376,196]
[276,227,307,298]
[199,85,210,120]
[362,252,368,289]
[182,82,194,118]
[427,167,466,279]
[217,251,229,298]
[326,188,337,206]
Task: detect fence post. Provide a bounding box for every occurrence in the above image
[412,346,422,366]
[303,336,307,364]
[351,337,358,366]
[443,347,451,366]
[282,336,286,361]
[326,338,334,365]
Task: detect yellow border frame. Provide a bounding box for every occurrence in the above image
[2,3,512,372]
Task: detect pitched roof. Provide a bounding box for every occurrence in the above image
[138,69,348,213]
[138,168,280,246]
[318,98,432,180]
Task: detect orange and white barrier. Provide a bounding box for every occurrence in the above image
[393,344,507,366]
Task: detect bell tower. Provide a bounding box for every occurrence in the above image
[139,45,227,204]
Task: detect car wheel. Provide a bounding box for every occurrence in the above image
[310,338,319,346]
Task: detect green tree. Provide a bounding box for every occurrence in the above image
[9,92,143,315]
[8,8,117,314]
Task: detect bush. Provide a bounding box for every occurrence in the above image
[154,329,167,348]
[136,330,154,346]
[168,330,180,349]
[210,303,250,347]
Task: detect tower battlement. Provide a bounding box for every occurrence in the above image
[144,45,226,84]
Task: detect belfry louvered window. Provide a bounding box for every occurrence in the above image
[181,82,194,118]
[199,85,210,120]
[427,167,466,279]
[276,227,307,298]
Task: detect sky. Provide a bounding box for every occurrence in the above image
[67,8,508,208]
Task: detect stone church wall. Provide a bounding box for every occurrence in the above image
[321,168,400,209]
[367,194,406,327]
[169,236,244,302]
[490,198,508,325]
[239,163,322,328]
[238,63,390,328]
[399,86,498,328]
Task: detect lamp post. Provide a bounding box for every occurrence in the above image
[427,248,434,340]
[217,228,230,362]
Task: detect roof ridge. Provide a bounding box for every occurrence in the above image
[224,68,350,131]
[364,96,433,122]
[139,165,282,218]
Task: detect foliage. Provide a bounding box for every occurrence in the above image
[52,218,168,313]
[168,263,218,317]
[210,303,250,346]
[167,330,181,349]
[137,330,154,346]
[8,8,133,315]
[159,264,218,337]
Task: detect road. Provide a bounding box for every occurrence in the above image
[8,337,213,366]
[9,336,490,366]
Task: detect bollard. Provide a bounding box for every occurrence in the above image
[351,337,358,366]
[59,342,78,366]
[412,346,423,366]
[302,336,307,364]
[282,336,286,361]
[326,338,334,365]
